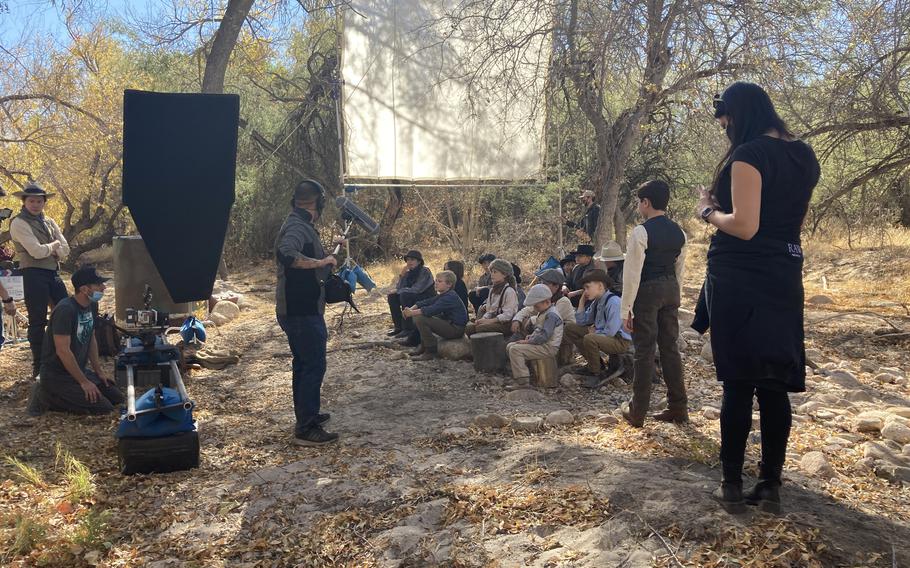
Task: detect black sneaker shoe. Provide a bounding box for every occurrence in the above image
[294,425,338,446]
[386,328,402,337]
[393,329,411,339]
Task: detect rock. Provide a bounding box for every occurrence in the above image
[682,330,701,341]
[438,337,473,361]
[700,342,713,363]
[578,410,600,420]
[209,312,230,327]
[84,551,102,566]
[882,422,910,444]
[596,414,620,427]
[608,377,626,388]
[855,412,885,433]
[380,525,426,558]
[814,409,836,421]
[676,336,687,352]
[844,390,874,403]
[808,294,834,305]
[505,389,545,403]
[887,407,910,419]
[827,370,861,388]
[472,414,509,429]
[545,410,575,426]
[512,416,543,432]
[442,427,470,437]
[903,445,910,457]
[805,348,828,364]
[874,373,898,384]
[879,366,906,378]
[874,463,910,484]
[859,359,879,373]
[798,401,823,414]
[863,441,898,463]
[212,300,240,321]
[702,406,720,420]
[800,451,836,479]
[389,351,408,361]
[897,377,909,386]
[560,374,579,388]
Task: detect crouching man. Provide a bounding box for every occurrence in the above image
[38,266,123,414]
[506,284,564,388]
[403,270,468,361]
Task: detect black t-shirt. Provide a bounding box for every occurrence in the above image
[453,280,469,309]
[40,297,94,382]
[715,136,821,244]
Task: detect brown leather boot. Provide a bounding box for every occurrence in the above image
[621,402,644,428]
[652,408,689,424]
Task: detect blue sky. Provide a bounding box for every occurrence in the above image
[0,0,145,45]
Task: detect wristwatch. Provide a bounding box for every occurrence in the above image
[700,206,716,223]
[2,297,13,304]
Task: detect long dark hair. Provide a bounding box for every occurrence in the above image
[711,82,793,194]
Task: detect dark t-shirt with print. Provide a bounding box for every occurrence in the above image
[40,297,94,382]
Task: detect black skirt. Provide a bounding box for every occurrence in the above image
[704,233,806,392]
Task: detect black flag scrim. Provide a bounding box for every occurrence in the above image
[122,89,239,303]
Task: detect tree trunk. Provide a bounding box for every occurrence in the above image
[371,186,403,260]
[201,0,255,94]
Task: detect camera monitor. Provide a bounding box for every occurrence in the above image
[122,90,240,303]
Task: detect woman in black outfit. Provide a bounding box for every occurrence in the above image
[693,82,821,514]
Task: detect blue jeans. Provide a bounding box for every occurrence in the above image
[277,314,327,432]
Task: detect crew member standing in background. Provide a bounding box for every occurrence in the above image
[275,179,340,446]
[564,189,601,242]
[9,183,70,377]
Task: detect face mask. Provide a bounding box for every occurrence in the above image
[89,290,104,302]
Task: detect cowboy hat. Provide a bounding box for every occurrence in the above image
[574,244,596,257]
[13,182,55,199]
[594,241,625,262]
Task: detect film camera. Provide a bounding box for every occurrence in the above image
[125,285,169,329]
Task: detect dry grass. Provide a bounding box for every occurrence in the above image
[4,457,46,489]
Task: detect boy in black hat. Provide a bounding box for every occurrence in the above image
[387,250,434,343]
[35,265,123,415]
[565,244,596,306]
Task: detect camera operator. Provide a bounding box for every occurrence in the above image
[9,183,70,377]
[36,266,123,415]
[275,179,343,446]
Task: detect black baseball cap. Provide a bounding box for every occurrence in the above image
[71,265,110,289]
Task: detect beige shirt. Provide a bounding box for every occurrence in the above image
[10,216,70,262]
[478,285,519,322]
[620,223,687,320]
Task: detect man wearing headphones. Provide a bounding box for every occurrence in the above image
[275,180,339,446]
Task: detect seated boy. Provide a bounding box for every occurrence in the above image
[403,270,468,361]
[506,284,564,388]
[563,269,631,389]
[387,250,435,342]
[464,259,519,337]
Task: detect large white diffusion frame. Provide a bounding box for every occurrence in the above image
[342,0,550,182]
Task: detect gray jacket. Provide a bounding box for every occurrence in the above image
[275,208,331,317]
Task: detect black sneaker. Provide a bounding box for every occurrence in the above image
[744,479,781,514]
[386,328,402,337]
[294,425,339,446]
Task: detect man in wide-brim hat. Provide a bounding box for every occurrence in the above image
[9,182,70,377]
[564,189,601,242]
[594,241,626,294]
[565,243,596,306]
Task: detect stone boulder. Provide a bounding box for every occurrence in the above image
[505,389,545,403]
[545,410,575,426]
[700,342,713,363]
[827,370,861,389]
[512,416,543,432]
[874,373,899,384]
[559,374,580,388]
[855,412,886,433]
[800,451,836,479]
[437,336,472,361]
[442,427,470,438]
[472,414,509,429]
[808,294,834,305]
[702,406,721,420]
[212,300,240,321]
[882,421,910,445]
[209,312,230,327]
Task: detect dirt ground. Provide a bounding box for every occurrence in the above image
[1,240,910,567]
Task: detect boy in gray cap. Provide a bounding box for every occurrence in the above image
[506,284,564,387]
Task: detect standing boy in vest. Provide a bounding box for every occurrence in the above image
[620,180,688,427]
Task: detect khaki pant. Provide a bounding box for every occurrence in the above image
[507,342,558,381]
[413,315,465,351]
[465,319,512,337]
[565,321,631,373]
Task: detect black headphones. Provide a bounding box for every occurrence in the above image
[292,179,327,214]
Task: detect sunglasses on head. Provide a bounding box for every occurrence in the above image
[712,94,727,118]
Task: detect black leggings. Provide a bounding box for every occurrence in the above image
[720,383,792,481]
[23,268,68,371]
